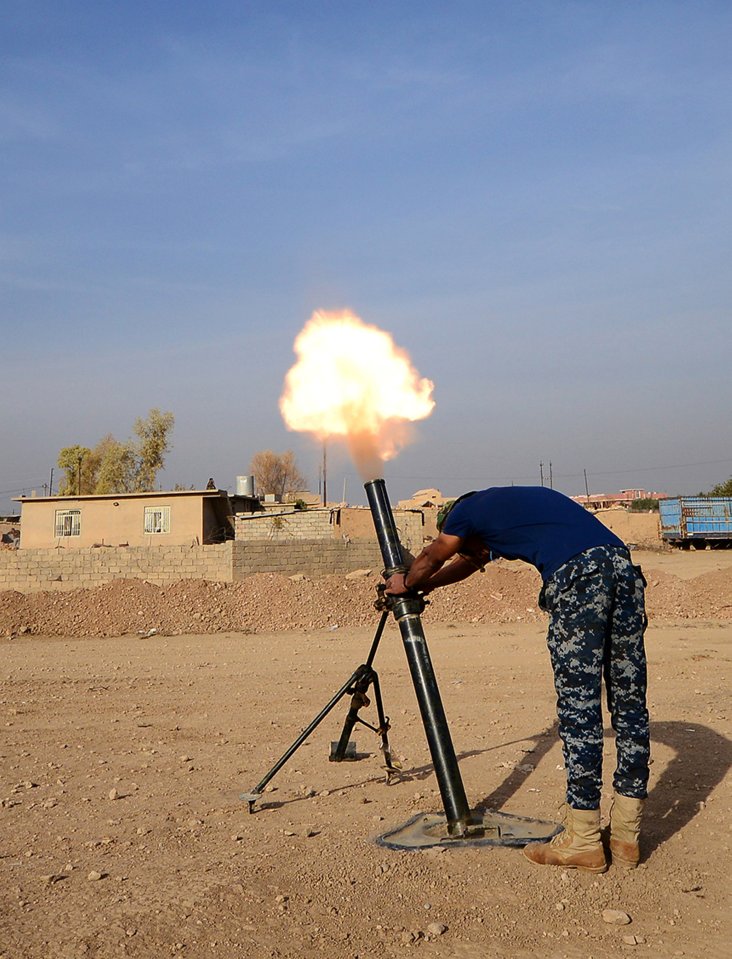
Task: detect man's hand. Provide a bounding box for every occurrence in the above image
[383,534,463,596]
[384,571,409,595]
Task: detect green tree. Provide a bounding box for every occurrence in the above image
[55,409,175,496]
[628,498,660,512]
[249,450,307,500]
[133,409,175,492]
[706,476,732,497]
[57,445,93,495]
[94,435,137,493]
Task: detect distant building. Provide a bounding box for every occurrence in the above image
[397,488,448,509]
[14,489,245,549]
[571,489,668,511]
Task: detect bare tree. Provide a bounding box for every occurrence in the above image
[249,450,307,500]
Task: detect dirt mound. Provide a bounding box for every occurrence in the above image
[1,559,730,638]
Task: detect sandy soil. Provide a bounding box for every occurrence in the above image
[1,551,730,959]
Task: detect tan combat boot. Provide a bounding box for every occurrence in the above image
[609,793,644,868]
[523,806,608,873]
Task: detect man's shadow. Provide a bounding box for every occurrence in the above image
[643,720,732,854]
[468,719,731,855]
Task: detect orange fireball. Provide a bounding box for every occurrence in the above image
[280,310,435,480]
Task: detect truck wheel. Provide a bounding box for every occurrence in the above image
[693,540,707,550]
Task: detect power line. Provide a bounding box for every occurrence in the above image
[0,482,48,497]
[382,457,732,483]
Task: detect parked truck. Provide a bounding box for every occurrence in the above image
[659,497,732,549]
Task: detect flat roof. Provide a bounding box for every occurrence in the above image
[13,489,230,504]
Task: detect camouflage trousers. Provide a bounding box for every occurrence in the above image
[541,545,650,809]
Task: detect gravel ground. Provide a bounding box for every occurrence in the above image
[0,549,730,959]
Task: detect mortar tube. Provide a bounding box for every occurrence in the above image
[364,478,472,836]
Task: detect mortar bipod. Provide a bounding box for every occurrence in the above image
[240,610,401,813]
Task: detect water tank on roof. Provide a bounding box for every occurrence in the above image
[236,475,255,496]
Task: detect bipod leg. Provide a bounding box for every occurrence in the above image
[331,667,399,780]
[330,666,375,762]
[240,662,371,813]
[370,670,400,782]
[330,610,390,763]
[241,611,393,813]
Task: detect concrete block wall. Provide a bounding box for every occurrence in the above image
[0,510,424,593]
[231,540,383,577]
[0,540,388,592]
[0,544,235,593]
[235,509,336,542]
[234,507,425,554]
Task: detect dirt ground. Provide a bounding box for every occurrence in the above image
[1,549,730,959]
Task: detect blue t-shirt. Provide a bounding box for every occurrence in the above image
[442,486,626,582]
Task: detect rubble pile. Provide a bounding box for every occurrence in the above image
[1,559,730,638]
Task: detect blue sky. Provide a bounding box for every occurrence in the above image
[2,0,731,512]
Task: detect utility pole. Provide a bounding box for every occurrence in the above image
[539,462,544,487]
[549,461,553,489]
[322,442,327,507]
[584,468,590,505]
[77,454,83,496]
[49,467,54,497]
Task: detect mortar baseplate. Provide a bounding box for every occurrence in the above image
[376,808,561,850]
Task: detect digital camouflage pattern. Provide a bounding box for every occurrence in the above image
[540,545,650,809]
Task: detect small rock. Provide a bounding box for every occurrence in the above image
[602,909,631,925]
[108,788,119,800]
[623,934,639,945]
[87,871,103,881]
[426,922,448,936]
[345,568,372,579]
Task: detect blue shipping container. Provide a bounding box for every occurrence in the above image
[659,497,732,545]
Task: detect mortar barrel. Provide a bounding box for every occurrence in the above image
[364,478,471,834]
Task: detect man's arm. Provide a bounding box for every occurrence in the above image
[385,533,465,595]
[419,554,481,592]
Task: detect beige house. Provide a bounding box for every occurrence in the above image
[15,489,238,549]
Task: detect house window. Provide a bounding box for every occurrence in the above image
[55,509,81,537]
[144,506,170,534]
